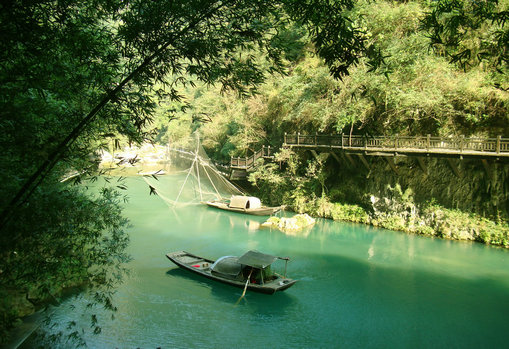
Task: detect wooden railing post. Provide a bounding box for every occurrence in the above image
[315,133,317,146]
[297,132,300,145]
[459,135,464,153]
[497,135,501,154]
[268,145,271,157]
[427,134,430,151]
[341,133,344,148]
[284,132,287,145]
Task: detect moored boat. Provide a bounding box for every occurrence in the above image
[204,195,282,216]
[166,250,297,294]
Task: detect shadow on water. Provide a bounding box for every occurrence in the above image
[284,249,509,349]
[10,285,90,349]
[165,268,297,310]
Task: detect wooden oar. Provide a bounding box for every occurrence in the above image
[235,269,253,305]
[241,269,253,297]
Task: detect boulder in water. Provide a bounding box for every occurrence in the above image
[261,214,315,233]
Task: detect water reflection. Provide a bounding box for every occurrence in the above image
[231,289,297,316]
[245,219,260,233]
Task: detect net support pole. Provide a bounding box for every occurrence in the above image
[174,152,197,205]
[195,160,203,201]
[278,257,289,278]
[201,162,223,199]
[195,133,203,201]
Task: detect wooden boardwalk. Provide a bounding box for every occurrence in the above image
[226,134,509,178]
[230,145,275,170]
[283,134,509,160]
[229,145,275,179]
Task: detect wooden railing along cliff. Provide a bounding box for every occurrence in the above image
[227,134,509,177]
[283,133,509,158]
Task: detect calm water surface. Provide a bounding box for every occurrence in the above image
[27,176,509,348]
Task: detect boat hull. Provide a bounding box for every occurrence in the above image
[204,201,281,216]
[166,251,297,294]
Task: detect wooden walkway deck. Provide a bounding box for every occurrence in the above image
[230,145,275,170]
[283,134,509,160]
[229,146,275,179]
[226,134,509,178]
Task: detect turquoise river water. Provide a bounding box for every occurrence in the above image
[22,176,509,348]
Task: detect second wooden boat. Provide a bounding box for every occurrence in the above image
[204,195,281,216]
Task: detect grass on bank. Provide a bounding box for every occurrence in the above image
[288,193,509,248]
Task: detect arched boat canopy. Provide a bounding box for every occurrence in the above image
[238,250,278,269]
[210,256,242,279]
[229,195,262,209]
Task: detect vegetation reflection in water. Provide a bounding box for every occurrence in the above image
[26,176,509,349]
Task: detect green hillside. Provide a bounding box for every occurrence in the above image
[1,0,507,343]
[156,0,509,245]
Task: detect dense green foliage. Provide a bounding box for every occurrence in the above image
[422,0,509,72]
[198,0,508,140]
[152,0,509,246]
[0,186,131,343]
[0,1,133,343]
[0,0,392,344]
[158,0,507,156]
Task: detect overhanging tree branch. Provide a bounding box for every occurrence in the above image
[0,2,226,231]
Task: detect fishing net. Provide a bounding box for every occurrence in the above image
[139,132,245,207]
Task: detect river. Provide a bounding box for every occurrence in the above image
[21,175,509,348]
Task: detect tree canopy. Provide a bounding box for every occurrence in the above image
[1,0,506,344]
[422,0,508,72]
[0,0,386,343]
[0,0,384,229]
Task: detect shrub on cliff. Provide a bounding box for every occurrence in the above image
[422,204,509,246]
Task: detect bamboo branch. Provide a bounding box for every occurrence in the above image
[0,2,226,231]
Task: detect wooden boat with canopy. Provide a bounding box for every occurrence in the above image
[166,250,297,294]
[138,133,283,216]
[204,195,282,216]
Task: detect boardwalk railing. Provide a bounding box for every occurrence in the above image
[284,133,509,157]
[230,145,275,170]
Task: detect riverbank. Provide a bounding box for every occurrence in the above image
[290,196,509,248]
[286,188,509,248]
[2,310,45,349]
[98,144,171,176]
[98,146,509,249]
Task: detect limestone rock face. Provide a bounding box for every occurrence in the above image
[339,156,509,221]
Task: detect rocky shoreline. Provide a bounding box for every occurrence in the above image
[286,187,509,248]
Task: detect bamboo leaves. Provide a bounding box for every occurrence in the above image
[422,0,509,71]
